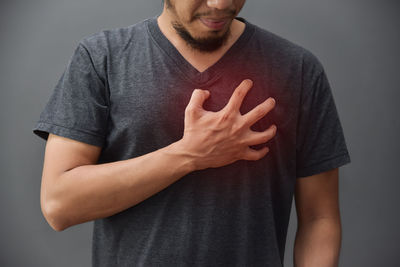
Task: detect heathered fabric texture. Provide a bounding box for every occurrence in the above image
[33,16,351,266]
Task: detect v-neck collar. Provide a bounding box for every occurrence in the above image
[146,15,255,86]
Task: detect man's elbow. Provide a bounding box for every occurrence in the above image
[41,200,70,232]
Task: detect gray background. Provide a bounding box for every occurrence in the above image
[1,0,399,266]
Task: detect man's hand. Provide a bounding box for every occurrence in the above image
[179,79,277,171]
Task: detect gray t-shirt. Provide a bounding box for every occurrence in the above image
[33,16,351,266]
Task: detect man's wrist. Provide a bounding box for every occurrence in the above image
[164,140,199,175]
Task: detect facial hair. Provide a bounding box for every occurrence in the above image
[171,20,232,53]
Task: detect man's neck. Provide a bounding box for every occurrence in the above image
[157,12,245,72]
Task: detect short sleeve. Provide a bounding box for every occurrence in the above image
[296,52,351,178]
[32,41,109,147]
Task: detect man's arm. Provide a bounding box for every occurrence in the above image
[294,168,342,267]
[40,79,277,231]
[41,133,194,232]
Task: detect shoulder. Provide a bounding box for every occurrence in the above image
[246,18,325,74]
[77,18,151,57]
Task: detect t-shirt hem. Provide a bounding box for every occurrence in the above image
[32,121,104,147]
[296,152,351,178]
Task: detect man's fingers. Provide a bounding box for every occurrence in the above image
[242,97,276,127]
[224,79,253,112]
[245,125,277,146]
[242,146,270,161]
[186,89,210,110]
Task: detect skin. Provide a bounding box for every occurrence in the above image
[294,168,341,267]
[40,1,341,266]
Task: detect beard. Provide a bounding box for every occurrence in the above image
[171,20,231,53]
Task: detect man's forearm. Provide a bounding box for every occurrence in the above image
[42,141,195,231]
[294,217,342,267]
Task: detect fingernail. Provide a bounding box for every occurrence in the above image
[269,97,275,105]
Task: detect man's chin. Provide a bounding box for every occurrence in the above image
[185,34,230,52]
[172,21,231,52]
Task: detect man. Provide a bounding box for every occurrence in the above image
[33,0,351,266]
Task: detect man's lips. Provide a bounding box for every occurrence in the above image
[199,17,229,30]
